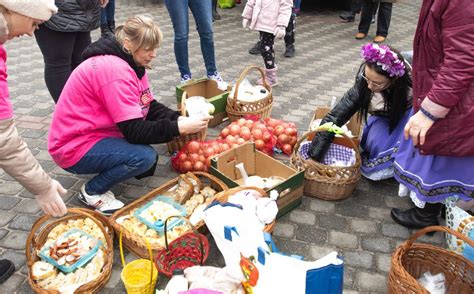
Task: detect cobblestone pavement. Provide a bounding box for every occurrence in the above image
[0,1,447,293]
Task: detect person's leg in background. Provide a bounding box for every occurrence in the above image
[293,0,302,16]
[164,0,192,82]
[373,2,392,43]
[284,13,296,58]
[355,0,376,39]
[71,32,92,71]
[212,0,220,21]
[100,4,111,38]
[107,0,116,35]
[340,0,361,22]
[34,25,76,103]
[259,31,278,87]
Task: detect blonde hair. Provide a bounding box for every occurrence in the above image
[116,14,163,53]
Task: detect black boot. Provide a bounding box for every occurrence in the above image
[284,44,295,58]
[108,20,116,35]
[212,0,221,21]
[0,259,14,284]
[339,11,355,22]
[249,41,261,55]
[100,23,113,39]
[391,203,442,231]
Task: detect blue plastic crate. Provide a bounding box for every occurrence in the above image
[38,228,102,273]
[133,195,187,235]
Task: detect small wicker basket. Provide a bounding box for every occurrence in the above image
[167,92,208,154]
[109,172,228,259]
[212,186,275,233]
[226,65,273,122]
[388,226,474,293]
[26,208,114,294]
[290,130,361,201]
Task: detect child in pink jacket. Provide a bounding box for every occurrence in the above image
[242,0,293,87]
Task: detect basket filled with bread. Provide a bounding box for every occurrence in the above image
[109,172,228,259]
[27,208,114,293]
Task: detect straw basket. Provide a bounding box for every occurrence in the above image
[26,208,114,294]
[155,216,209,277]
[388,226,474,293]
[226,65,273,122]
[213,186,275,233]
[109,172,228,259]
[167,92,208,154]
[120,232,158,294]
[290,130,361,201]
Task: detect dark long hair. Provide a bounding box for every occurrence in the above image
[357,47,412,133]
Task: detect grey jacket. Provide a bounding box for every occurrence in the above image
[45,0,100,32]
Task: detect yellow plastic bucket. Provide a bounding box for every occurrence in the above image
[120,231,158,294]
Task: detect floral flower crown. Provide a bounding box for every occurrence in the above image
[360,43,406,78]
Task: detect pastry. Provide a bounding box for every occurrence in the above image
[32,261,57,281]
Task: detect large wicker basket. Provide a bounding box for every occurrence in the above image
[226,65,273,122]
[167,92,208,154]
[109,172,228,259]
[290,130,361,201]
[388,226,474,293]
[212,186,275,233]
[26,208,114,294]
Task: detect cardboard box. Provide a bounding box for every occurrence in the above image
[209,142,304,218]
[176,78,230,127]
[308,106,362,148]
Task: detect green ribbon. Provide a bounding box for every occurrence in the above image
[317,122,345,135]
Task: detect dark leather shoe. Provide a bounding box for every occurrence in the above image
[391,207,440,230]
[339,11,355,22]
[249,41,261,55]
[284,44,295,58]
[0,259,14,284]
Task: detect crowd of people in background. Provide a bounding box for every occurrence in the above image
[0,0,472,286]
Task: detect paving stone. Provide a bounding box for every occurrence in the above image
[351,189,385,207]
[0,231,29,250]
[384,195,413,210]
[295,224,327,245]
[0,228,8,240]
[355,271,387,292]
[350,218,379,234]
[123,185,151,200]
[289,209,316,225]
[0,196,21,209]
[318,214,348,231]
[104,267,122,288]
[273,238,309,258]
[335,200,369,219]
[0,250,26,270]
[54,175,79,189]
[0,181,24,195]
[1,274,25,293]
[361,237,391,253]
[308,198,336,213]
[0,209,16,226]
[376,253,392,273]
[273,222,295,239]
[19,280,36,294]
[309,244,339,260]
[343,251,374,269]
[9,214,37,231]
[381,222,411,239]
[146,176,170,188]
[329,231,358,249]
[368,207,392,220]
[12,198,41,214]
[20,129,47,139]
[343,267,355,288]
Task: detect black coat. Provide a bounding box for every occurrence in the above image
[45,0,100,32]
[308,64,412,162]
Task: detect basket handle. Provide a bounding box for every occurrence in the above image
[232,65,270,107]
[26,208,110,267]
[405,225,474,249]
[119,230,155,285]
[180,92,187,116]
[163,215,205,266]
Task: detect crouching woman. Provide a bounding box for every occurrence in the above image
[48,14,211,215]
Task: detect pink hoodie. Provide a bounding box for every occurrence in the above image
[242,0,293,35]
[0,45,12,120]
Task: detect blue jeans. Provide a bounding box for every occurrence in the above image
[100,0,115,24]
[164,0,217,78]
[66,138,157,195]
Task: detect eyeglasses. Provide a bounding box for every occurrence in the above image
[361,72,388,89]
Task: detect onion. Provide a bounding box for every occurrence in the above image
[189,153,200,163]
[178,153,187,162]
[203,147,214,158]
[278,134,289,144]
[182,161,192,172]
[221,127,230,138]
[240,127,251,140]
[237,118,247,126]
[282,144,293,155]
[230,124,241,136]
[251,128,263,140]
[194,161,205,171]
[226,135,237,146]
[262,132,272,143]
[237,138,246,145]
[254,139,265,150]
[285,127,297,136]
[188,141,201,153]
[274,125,285,136]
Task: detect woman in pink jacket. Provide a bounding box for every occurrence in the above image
[242,0,293,87]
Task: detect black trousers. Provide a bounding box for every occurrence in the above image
[35,25,92,103]
[284,13,296,46]
[351,0,362,14]
[358,1,392,37]
[259,31,275,69]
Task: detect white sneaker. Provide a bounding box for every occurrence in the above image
[78,184,124,215]
[207,71,229,90]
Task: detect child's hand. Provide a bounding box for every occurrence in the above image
[242,19,249,29]
[274,26,286,39]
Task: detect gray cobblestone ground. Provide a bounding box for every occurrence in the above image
[0,1,446,293]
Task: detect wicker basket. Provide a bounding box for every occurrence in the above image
[26,208,114,294]
[290,130,361,201]
[213,186,275,233]
[167,92,208,154]
[388,226,474,293]
[109,172,228,259]
[226,65,273,122]
[155,216,209,277]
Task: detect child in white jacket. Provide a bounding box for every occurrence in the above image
[242,0,293,87]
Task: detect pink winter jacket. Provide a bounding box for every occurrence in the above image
[242,0,293,35]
